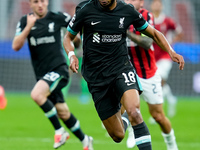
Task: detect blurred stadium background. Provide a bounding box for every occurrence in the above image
[0,0,200,96]
[0,0,200,150]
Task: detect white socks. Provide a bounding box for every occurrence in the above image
[55,127,65,135]
[82,135,89,147]
[162,129,178,150]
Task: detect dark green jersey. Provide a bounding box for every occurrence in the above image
[67,0,148,85]
[15,11,71,78]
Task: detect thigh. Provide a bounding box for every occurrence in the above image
[32,79,50,97]
[120,89,143,125]
[140,71,164,104]
[31,80,51,105]
[120,89,140,112]
[88,83,121,121]
[102,110,125,137]
[147,103,165,117]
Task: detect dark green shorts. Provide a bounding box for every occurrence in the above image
[88,67,143,120]
[41,65,69,104]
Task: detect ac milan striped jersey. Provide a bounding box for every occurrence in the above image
[127,8,157,79]
[153,13,182,61]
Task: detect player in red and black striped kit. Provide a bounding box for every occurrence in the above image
[151,0,183,118]
[125,0,179,150]
[127,8,156,79]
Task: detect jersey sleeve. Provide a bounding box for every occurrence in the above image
[57,12,71,27]
[67,4,86,36]
[130,7,149,31]
[147,12,154,27]
[15,16,26,36]
[140,9,154,27]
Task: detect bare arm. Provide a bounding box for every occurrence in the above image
[12,14,36,51]
[61,27,81,49]
[73,33,81,49]
[126,30,153,50]
[12,26,31,51]
[141,25,184,70]
[63,31,79,73]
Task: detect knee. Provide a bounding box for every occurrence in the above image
[57,110,70,121]
[127,108,142,123]
[151,112,165,123]
[31,90,45,104]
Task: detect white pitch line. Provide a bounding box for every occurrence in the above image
[0,137,200,147]
[0,137,111,144]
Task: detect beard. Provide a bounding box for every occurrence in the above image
[99,0,115,9]
[106,0,115,8]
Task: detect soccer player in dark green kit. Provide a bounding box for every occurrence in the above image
[63,0,184,149]
[12,0,93,149]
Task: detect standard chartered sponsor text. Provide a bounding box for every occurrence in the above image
[37,36,55,45]
[102,34,122,42]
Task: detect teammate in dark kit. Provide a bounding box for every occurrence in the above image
[12,0,93,149]
[63,0,184,150]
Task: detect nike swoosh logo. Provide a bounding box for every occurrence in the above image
[91,21,101,25]
[127,82,135,86]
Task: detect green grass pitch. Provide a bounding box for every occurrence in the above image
[0,93,200,150]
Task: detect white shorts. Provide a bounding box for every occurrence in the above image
[139,71,163,104]
[156,59,173,80]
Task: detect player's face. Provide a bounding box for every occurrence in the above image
[151,0,162,14]
[124,0,143,11]
[98,0,116,9]
[29,0,49,18]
